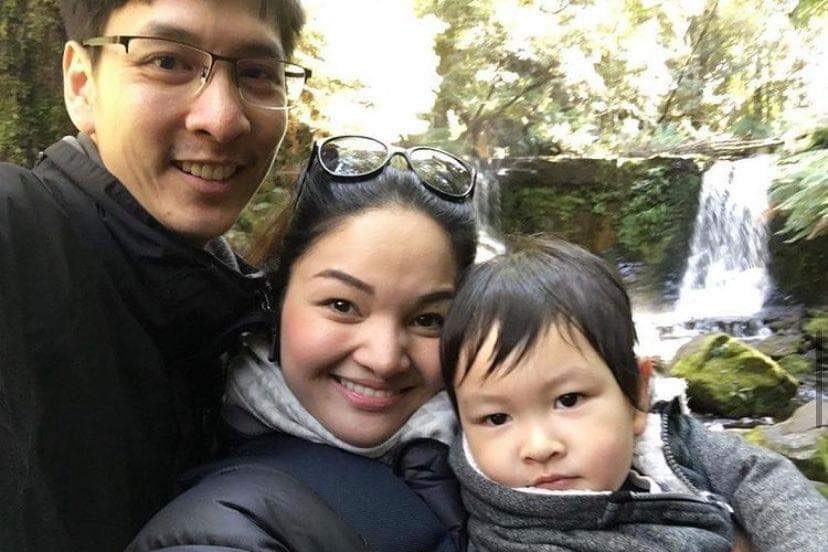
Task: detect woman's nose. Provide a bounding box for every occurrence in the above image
[351,318,411,377]
[520,422,566,464]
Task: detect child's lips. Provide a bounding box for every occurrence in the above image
[532,475,578,491]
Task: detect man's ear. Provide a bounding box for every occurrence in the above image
[63,41,96,135]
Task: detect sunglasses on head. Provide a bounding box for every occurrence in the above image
[301,135,476,201]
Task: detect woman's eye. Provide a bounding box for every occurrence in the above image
[555,393,582,409]
[326,299,354,314]
[413,313,444,330]
[483,413,509,426]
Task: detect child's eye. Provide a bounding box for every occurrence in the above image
[555,393,582,409]
[483,413,510,426]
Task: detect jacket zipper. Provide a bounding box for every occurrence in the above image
[659,412,734,514]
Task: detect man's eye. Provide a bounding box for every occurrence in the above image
[483,413,509,426]
[555,393,582,409]
[150,55,194,72]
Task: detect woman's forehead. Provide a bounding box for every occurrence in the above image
[292,206,458,289]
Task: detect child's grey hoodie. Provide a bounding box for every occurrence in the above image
[450,379,828,552]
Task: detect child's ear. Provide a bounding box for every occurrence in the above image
[633,357,652,436]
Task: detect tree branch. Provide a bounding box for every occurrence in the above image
[656,0,719,125]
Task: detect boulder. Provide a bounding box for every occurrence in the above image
[742,400,828,484]
[669,333,797,418]
[777,354,814,376]
[753,334,803,358]
[804,315,828,344]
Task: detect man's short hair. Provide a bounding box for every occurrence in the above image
[440,236,642,410]
[60,0,305,59]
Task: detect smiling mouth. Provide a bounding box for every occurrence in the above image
[333,376,402,399]
[175,161,239,181]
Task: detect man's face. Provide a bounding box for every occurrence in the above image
[85,0,288,245]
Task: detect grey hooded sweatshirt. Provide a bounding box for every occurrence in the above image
[450,381,828,552]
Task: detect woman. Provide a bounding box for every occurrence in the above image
[128,136,478,552]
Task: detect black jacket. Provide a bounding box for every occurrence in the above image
[128,432,467,552]
[0,139,272,551]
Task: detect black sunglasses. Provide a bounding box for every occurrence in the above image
[301,135,476,201]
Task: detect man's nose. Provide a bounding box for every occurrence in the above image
[520,421,565,464]
[351,318,411,377]
[185,62,252,143]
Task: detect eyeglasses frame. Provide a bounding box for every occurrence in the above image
[82,35,312,111]
[310,135,476,201]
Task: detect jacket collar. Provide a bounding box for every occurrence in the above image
[37,138,271,365]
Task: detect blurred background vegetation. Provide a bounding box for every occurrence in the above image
[1,0,825,248]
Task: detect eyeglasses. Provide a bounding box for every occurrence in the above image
[309,135,476,200]
[82,35,311,111]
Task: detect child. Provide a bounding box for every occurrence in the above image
[441,236,827,552]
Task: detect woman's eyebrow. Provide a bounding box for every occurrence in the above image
[414,289,455,307]
[313,269,374,295]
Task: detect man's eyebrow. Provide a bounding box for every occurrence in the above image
[139,23,285,59]
[313,269,374,295]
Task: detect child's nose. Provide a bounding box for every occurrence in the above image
[520,423,565,464]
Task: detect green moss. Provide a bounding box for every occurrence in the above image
[671,333,797,417]
[777,354,814,376]
[804,316,828,339]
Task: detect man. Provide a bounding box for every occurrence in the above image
[0,1,335,550]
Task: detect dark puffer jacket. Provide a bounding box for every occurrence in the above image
[0,139,274,552]
[128,432,468,552]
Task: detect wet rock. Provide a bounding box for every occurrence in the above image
[753,334,803,358]
[778,354,814,376]
[804,314,828,344]
[669,333,797,418]
[742,400,828,484]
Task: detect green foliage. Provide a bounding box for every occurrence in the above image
[770,150,828,241]
[416,0,825,156]
[0,0,72,166]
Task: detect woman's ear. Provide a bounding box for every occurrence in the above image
[63,41,96,135]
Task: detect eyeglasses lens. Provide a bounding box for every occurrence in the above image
[128,38,210,88]
[409,148,472,196]
[126,38,298,110]
[319,136,388,176]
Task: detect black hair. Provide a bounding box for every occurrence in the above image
[60,0,305,61]
[248,161,478,361]
[440,235,641,409]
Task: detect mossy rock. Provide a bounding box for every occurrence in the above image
[777,354,814,376]
[753,334,803,359]
[669,333,797,417]
[804,316,828,342]
[741,401,828,483]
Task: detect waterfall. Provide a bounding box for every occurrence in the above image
[474,165,506,262]
[673,155,776,318]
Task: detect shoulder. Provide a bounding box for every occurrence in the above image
[0,161,67,231]
[128,456,369,552]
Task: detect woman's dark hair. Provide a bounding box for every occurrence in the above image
[60,0,305,61]
[247,162,478,360]
[441,235,641,409]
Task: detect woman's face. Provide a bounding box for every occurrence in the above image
[279,206,459,447]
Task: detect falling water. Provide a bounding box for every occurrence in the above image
[673,155,776,318]
[474,166,507,262]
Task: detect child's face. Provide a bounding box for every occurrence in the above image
[455,324,647,491]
